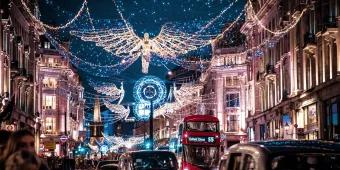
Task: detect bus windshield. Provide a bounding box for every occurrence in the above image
[183,145,219,168]
[186,122,218,132]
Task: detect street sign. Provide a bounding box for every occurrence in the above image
[45,139,56,150]
[60,135,68,143]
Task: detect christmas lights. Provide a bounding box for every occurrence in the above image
[70,24,212,73]
[20,0,88,30]
[247,0,308,35]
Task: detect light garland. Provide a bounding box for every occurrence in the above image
[92,82,124,99]
[20,0,88,30]
[103,99,130,118]
[102,134,145,149]
[174,83,203,105]
[247,0,308,35]
[70,24,212,73]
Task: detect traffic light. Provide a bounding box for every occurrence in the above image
[145,141,151,150]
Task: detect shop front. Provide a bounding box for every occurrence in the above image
[324,96,340,140]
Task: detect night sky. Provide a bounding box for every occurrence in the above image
[38,0,245,134]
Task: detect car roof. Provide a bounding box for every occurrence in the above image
[122,150,175,157]
[230,140,340,154]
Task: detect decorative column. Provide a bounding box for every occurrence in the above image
[337,22,340,74]
[280,63,283,100]
[329,43,333,79]
[314,53,319,85]
[0,52,3,94]
[215,74,224,131]
[322,39,326,82]
[302,52,307,90]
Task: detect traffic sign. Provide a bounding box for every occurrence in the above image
[60,135,68,143]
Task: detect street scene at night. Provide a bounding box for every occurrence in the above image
[0,0,340,169]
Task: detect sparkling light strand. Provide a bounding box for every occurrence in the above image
[248,0,308,35]
[20,0,87,30]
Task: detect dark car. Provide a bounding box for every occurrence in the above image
[219,140,340,170]
[118,150,178,170]
[96,160,119,170]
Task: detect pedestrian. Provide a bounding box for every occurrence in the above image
[0,129,49,170]
[5,150,42,170]
[0,130,12,156]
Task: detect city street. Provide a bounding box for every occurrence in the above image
[0,0,340,169]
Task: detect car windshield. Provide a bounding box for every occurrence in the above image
[132,152,178,170]
[271,153,340,170]
[183,145,219,168]
[186,122,218,132]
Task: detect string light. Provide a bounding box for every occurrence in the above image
[247,0,308,35]
[20,0,88,30]
[70,24,212,73]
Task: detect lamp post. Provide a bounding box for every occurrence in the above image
[149,100,154,150]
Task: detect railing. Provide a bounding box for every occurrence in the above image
[304,32,316,46]
[265,64,275,75]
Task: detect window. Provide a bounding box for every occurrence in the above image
[44,42,50,49]
[226,93,240,107]
[42,77,57,88]
[43,95,56,109]
[243,154,255,170]
[228,153,242,170]
[184,146,219,169]
[271,154,340,170]
[227,115,240,132]
[185,122,218,132]
[45,117,56,133]
[48,58,54,66]
[307,104,317,125]
[132,152,178,170]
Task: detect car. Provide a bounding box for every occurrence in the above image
[219,140,340,170]
[118,150,179,170]
[96,160,119,170]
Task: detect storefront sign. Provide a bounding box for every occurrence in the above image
[188,136,215,143]
[45,139,56,150]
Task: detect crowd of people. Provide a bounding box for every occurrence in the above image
[0,129,49,170]
[0,129,126,170]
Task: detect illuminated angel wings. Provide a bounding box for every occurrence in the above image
[70,24,211,73]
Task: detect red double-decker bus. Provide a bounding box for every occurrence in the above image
[179,115,220,170]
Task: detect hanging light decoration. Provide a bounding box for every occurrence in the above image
[70,25,213,73]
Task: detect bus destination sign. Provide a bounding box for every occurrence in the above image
[188,136,215,143]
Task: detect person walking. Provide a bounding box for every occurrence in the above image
[0,129,49,170]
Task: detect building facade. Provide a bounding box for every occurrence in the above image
[37,38,85,156]
[242,0,340,141]
[202,46,248,147]
[0,0,45,145]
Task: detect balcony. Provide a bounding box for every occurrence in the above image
[264,64,276,80]
[303,32,317,53]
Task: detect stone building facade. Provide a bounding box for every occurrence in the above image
[202,46,248,147]
[37,37,85,156]
[241,0,340,141]
[0,0,44,141]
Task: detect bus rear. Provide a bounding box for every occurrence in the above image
[180,115,220,170]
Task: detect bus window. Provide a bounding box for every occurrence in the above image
[186,122,218,132]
